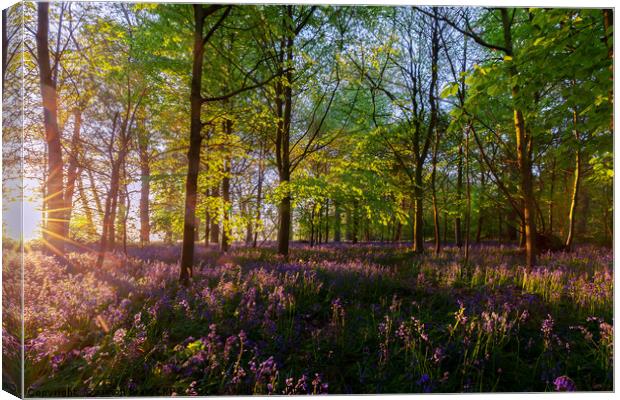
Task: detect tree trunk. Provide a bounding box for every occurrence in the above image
[464,124,472,263]
[352,201,359,244]
[253,147,264,248]
[276,6,294,256]
[565,112,581,251]
[430,128,441,254]
[180,5,208,284]
[506,213,517,242]
[548,157,556,235]
[62,107,82,239]
[121,175,130,256]
[245,219,253,245]
[498,212,503,244]
[394,215,402,242]
[519,214,526,248]
[501,8,536,267]
[334,202,341,242]
[221,146,231,253]
[210,182,220,244]
[443,212,448,244]
[455,144,463,248]
[278,196,292,254]
[413,169,424,253]
[345,208,351,241]
[138,126,150,246]
[428,12,440,254]
[87,168,103,219]
[97,113,128,268]
[36,3,65,254]
[77,174,96,238]
[310,205,315,246]
[475,166,485,243]
[205,203,211,248]
[107,160,121,249]
[324,199,329,243]
[317,203,322,244]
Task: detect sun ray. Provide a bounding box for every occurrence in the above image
[42,206,73,213]
[39,237,66,258]
[40,228,95,251]
[42,190,65,203]
[43,218,70,223]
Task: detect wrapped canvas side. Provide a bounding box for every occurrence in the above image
[2,2,25,399]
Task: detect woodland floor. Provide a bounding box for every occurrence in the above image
[2,242,613,395]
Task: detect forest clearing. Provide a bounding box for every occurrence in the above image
[1,2,614,396]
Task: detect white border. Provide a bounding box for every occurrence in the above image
[0,1,616,400]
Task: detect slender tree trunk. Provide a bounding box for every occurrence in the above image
[276,6,294,256]
[413,168,424,253]
[603,185,612,245]
[205,201,211,248]
[431,131,441,254]
[204,148,211,248]
[345,208,351,241]
[317,204,322,244]
[431,178,440,253]
[455,144,463,247]
[107,166,120,248]
[475,166,485,243]
[464,124,471,263]
[87,168,103,219]
[501,9,536,267]
[352,201,359,244]
[498,212,503,244]
[565,111,581,251]
[77,174,96,238]
[253,147,264,248]
[243,202,252,245]
[180,5,208,284]
[310,205,315,247]
[443,212,448,244]
[210,182,220,244]
[36,2,65,254]
[221,120,232,253]
[452,31,468,249]
[519,214,526,248]
[245,220,253,245]
[324,199,329,243]
[63,107,82,238]
[507,211,518,242]
[121,175,130,256]
[394,221,402,242]
[138,127,150,246]
[97,114,129,267]
[548,157,556,235]
[334,202,341,242]
[275,144,291,255]
[278,195,292,253]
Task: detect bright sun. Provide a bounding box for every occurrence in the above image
[4,187,42,243]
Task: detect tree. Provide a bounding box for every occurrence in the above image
[179,4,231,284]
[36,2,65,254]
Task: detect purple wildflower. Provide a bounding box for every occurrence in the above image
[553,375,576,392]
